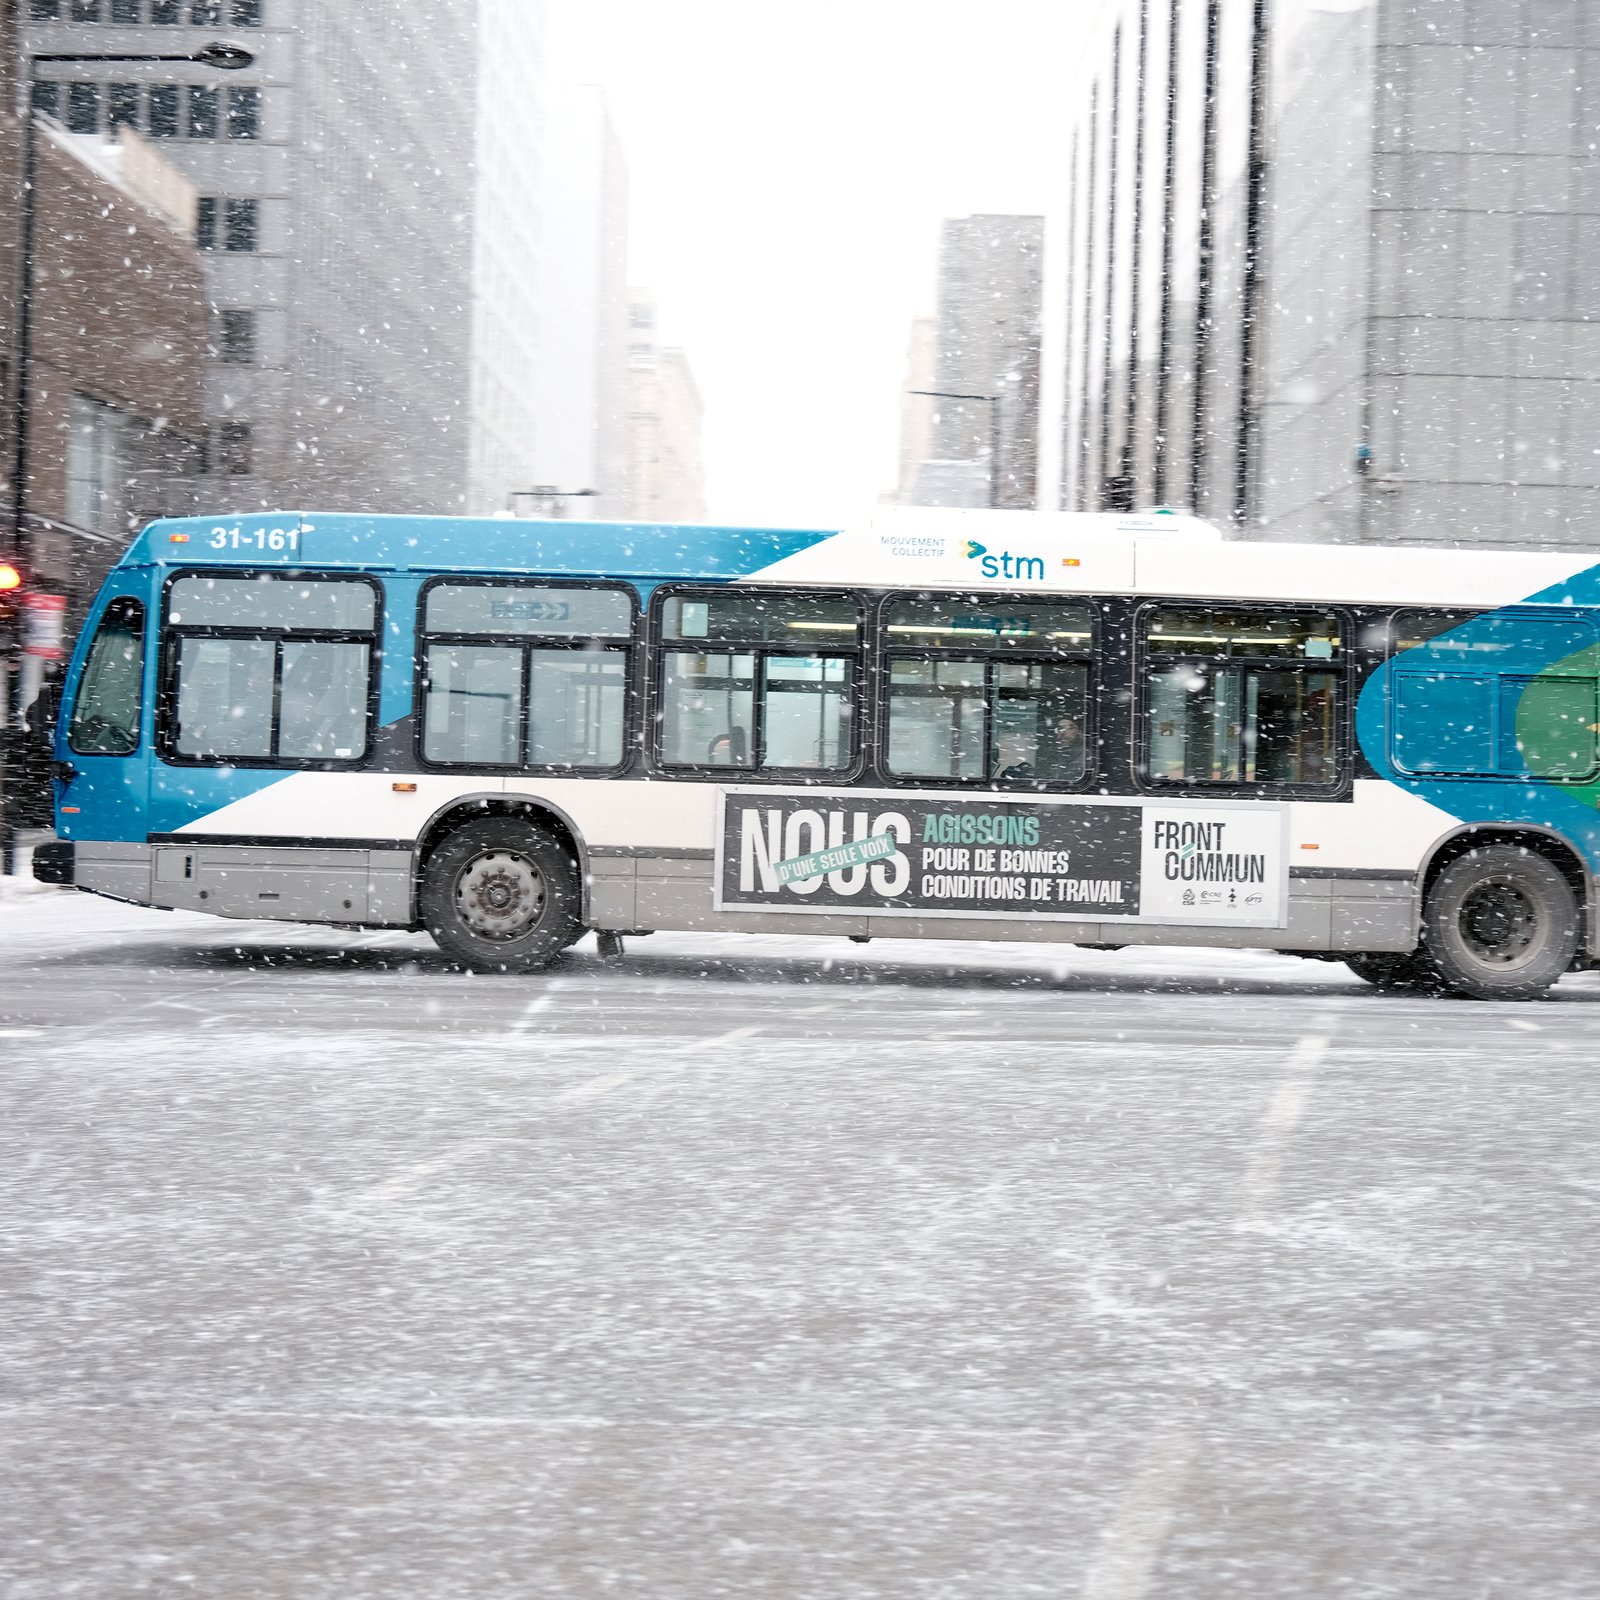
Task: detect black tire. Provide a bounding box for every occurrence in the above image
[419,816,583,973]
[1342,951,1437,992]
[1421,844,1579,1001]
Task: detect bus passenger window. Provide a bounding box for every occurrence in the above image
[68,596,146,755]
[424,644,523,765]
[1141,607,1341,787]
[883,596,1094,785]
[657,589,859,774]
[162,573,378,765]
[420,582,633,771]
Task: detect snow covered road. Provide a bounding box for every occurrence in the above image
[3,885,1599,1597]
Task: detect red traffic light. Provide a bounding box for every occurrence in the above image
[0,563,22,593]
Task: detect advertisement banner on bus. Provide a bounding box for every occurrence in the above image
[714,789,1289,928]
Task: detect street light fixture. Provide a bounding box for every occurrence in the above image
[908,389,1004,509]
[508,488,598,520]
[4,41,258,568]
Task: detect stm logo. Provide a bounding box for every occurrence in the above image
[962,539,1046,582]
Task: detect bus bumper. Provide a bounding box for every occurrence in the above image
[32,841,75,885]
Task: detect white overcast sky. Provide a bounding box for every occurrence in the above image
[548,0,1083,527]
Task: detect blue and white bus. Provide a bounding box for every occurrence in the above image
[33,506,1600,999]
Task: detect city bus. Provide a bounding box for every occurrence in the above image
[31,507,1600,1000]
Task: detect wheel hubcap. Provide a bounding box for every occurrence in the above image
[1458,878,1538,967]
[455,849,545,941]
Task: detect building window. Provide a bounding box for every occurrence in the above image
[216,309,257,364]
[185,84,218,139]
[108,83,141,131]
[656,589,859,773]
[1140,607,1342,787]
[70,0,103,19]
[190,0,221,20]
[420,583,634,770]
[67,82,101,135]
[66,394,137,538]
[30,82,60,119]
[147,83,179,137]
[231,0,261,23]
[111,0,142,20]
[29,0,61,19]
[884,597,1094,785]
[226,85,260,140]
[163,575,378,766]
[224,197,259,250]
[150,0,179,20]
[216,420,253,476]
[196,196,217,250]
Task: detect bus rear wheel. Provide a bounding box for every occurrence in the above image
[420,817,583,973]
[1421,845,1578,1001]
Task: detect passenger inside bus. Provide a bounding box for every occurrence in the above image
[1001,713,1085,783]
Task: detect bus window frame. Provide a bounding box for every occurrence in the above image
[412,574,640,778]
[647,583,867,783]
[875,589,1100,793]
[155,567,384,771]
[1132,598,1352,798]
[67,593,148,758]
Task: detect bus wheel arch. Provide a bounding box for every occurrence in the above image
[1415,827,1588,999]
[414,799,588,971]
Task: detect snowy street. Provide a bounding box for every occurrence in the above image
[3,883,1599,1597]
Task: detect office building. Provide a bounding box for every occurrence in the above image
[529,84,630,518]
[467,0,544,516]
[932,214,1044,510]
[1059,0,1600,548]
[1,0,207,610]
[625,289,705,523]
[896,216,1043,509]
[21,0,480,517]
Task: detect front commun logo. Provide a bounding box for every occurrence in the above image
[962,538,1045,581]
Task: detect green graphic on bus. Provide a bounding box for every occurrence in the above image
[774,832,901,886]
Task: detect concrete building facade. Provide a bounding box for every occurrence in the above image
[888,315,937,504]
[1059,0,1600,549]
[466,0,544,516]
[930,214,1043,510]
[529,85,630,519]
[21,0,479,518]
[625,289,705,523]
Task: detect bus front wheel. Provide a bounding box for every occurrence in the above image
[420,817,583,973]
[1421,845,1578,1001]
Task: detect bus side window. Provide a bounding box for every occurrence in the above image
[418,581,633,771]
[656,589,860,774]
[1389,609,1600,781]
[69,597,146,756]
[1140,606,1342,788]
[882,596,1095,786]
[162,573,378,766]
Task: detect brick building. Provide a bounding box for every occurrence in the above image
[1,0,208,618]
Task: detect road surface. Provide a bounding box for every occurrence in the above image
[3,882,1598,1597]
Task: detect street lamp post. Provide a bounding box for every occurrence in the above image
[4,41,255,570]
[908,389,1004,508]
[508,487,598,520]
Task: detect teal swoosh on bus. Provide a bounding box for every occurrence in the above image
[1355,559,1600,870]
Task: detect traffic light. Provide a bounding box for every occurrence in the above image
[0,562,22,629]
